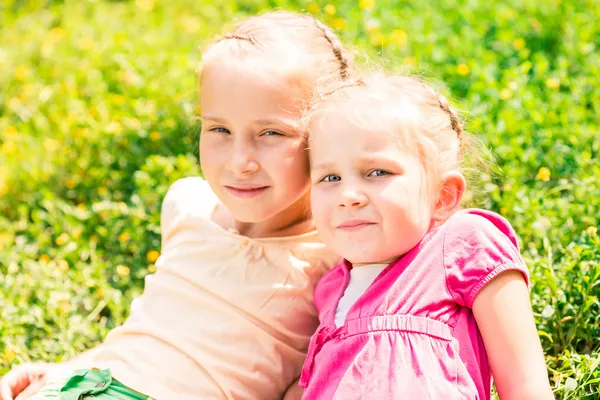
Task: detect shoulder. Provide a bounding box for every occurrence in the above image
[442,208,521,253]
[160,177,218,241]
[441,209,528,307]
[314,261,348,314]
[162,177,212,207]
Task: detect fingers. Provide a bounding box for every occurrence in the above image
[0,363,49,400]
[15,379,46,400]
[0,380,15,400]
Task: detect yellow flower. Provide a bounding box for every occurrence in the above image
[0,182,7,196]
[500,207,507,215]
[150,131,161,142]
[324,4,336,15]
[546,78,560,89]
[513,38,526,51]
[112,95,126,105]
[3,348,16,363]
[49,27,65,41]
[147,250,160,263]
[44,138,60,152]
[586,226,597,236]
[390,29,408,47]
[536,167,551,182]
[306,3,320,14]
[1,141,16,155]
[500,88,512,100]
[127,118,142,130]
[178,16,200,33]
[330,18,347,31]
[65,177,77,189]
[55,233,69,246]
[14,66,27,81]
[59,300,71,314]
[457,64,470,76]
[119,232,130,243]
[39,254,50,263]
[116,265,130,276]
[370,31,387,47]
[4,125,17,136]
[147,264,157,273]
[136,0,155,12]
[72,230,82,240]
[359,0,376,11]
[77,203,87,211]
[57,259,69,272]
[403,57,416,66]
[106,121,122,135]
[78,36,94,50]
[90,235,99,243]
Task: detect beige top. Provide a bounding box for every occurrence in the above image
[85,177,339,400]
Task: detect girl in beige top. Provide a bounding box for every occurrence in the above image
[0,11,351,400]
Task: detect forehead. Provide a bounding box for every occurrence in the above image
[308,101,421,156]
[201,62,306,119]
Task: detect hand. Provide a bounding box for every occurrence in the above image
[0,363,54,400]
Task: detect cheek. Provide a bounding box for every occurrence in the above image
[199,135,221,177]
[310,189,330,228]
[269,140,310,183]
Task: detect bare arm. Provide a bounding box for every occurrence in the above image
[473,271,554,400]
[282,378,304,400]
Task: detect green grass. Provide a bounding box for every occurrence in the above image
[1,0,599,398]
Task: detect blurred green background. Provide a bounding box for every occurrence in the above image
[0,0,599,398]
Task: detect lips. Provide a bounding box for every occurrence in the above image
[224,184,270,199]
[336,220,376,231]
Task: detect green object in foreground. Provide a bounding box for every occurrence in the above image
[32,369,153,400]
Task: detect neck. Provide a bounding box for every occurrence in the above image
[234,192,315,239]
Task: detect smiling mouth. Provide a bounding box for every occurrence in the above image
[336,220,376,231]
[225,185,270,198]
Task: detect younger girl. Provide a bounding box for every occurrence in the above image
[299,75,554,399]
[0,11,350,400]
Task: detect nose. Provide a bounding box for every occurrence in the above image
[226,139,259,176]
[338,186,368,209]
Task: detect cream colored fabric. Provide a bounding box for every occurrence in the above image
[86,177,340,400]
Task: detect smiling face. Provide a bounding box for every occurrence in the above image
[309,114,437,265]
[199,63,311,229]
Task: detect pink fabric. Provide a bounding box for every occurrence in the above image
[300,209,530,400]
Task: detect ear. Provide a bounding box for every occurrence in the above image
[432,170,466,221]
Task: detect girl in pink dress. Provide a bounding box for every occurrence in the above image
[299,75,554,399]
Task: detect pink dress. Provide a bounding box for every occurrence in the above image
[299,209,530,399]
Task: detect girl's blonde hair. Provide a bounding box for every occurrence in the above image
[200,11,351,92]
[304,74,485,198]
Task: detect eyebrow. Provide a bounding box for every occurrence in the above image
[201,114,226,123]
[311,161,337,171]
[201,115,299,131]
[311,155,407,171]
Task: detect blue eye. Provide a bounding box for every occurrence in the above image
[211,127,230,134]
[368,169,390,177]
[261,130,283,137]
[321,175,341,183]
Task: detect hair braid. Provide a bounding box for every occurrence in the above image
[434,92,463,139]
[313,18,350,80]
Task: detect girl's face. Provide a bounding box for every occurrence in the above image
[309,115,436,265]
[199,64,311,232]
